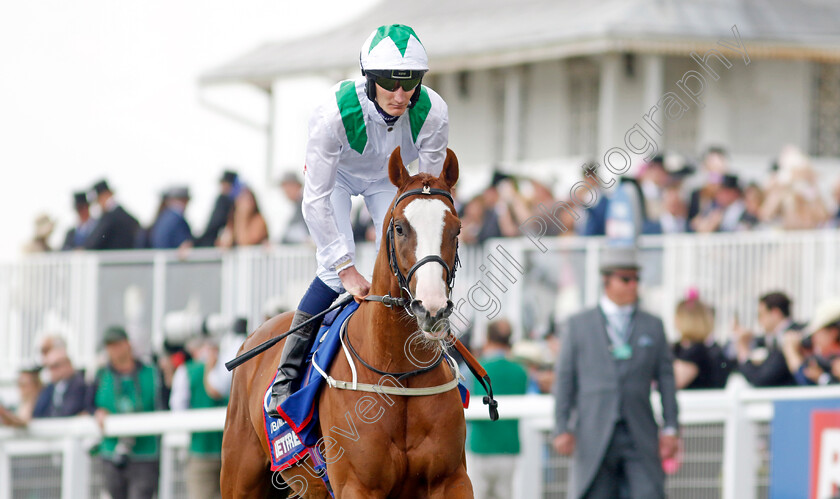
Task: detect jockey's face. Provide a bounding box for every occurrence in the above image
[375,83,415,117]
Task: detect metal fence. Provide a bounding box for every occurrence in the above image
[2,383,837,499]
[3,231,840,382]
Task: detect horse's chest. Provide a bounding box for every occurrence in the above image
[321,392,465,490]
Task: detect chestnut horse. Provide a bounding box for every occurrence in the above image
[221,148,472,498]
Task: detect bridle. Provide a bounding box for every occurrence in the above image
[368,183,461,315]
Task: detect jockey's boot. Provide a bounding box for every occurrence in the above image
[267,310,317,418]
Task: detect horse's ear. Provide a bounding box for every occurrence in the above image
[438,148,459,189]
[388,147,410,188]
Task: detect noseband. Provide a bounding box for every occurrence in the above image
[375,184,461,314]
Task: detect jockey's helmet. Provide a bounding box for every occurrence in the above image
[359,24,428,106]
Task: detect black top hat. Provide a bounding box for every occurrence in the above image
[92,180,111,195]
[490,170,511,187]
[721,174,740,191]
[166,186,190,200]
[220,170,238,184]
[73,191,89,207]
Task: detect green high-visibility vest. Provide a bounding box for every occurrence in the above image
[186,361,228,456]
[94,362,160,460]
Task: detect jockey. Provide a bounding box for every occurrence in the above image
[268,24,449,417]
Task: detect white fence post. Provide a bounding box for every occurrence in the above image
[0,443,11,499]
[158,435,177,499]
[722,378,757,499]
[61,437,90,499]
[517,417,548,499]
[151,253,168,355]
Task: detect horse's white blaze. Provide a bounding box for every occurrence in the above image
[403,198,449,318]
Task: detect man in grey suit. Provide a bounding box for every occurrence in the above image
[553,245,680,499]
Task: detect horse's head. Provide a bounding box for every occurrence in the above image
[384,147,460,340]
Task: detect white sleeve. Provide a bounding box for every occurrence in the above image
[416,93,449,176]
[302,107,353,271]
[169,366,190,411]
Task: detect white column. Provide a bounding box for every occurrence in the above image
[265,86,275,185]
[641,54,665,115]
[696,65,731,151]
[502,66,524,164]
[597,54,621,157]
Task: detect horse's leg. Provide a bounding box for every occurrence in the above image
[332,479,387,499]
[429,469,474,499]
[278,457,330,499]
[221,374,282,498]
[219,417,279,497]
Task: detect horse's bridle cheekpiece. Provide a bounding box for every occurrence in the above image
[377,183,461,315]
[355,182,499,420]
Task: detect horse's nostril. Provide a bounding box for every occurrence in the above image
[431,301,454,322]
[410,300,426,317]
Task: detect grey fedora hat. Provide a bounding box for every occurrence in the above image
[599,245,641,273]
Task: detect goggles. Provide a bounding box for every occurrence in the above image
[373,75,422,92]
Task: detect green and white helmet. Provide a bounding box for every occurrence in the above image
[359,24,428,74]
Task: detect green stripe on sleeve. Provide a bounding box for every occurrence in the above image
[335,81,367,154]
[409,87,431,144]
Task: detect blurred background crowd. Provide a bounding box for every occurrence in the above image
[23,143,840,257]
[3,282,840,496]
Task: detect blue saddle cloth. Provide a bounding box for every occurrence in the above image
[262,300,470,476]
[263,301,358,474]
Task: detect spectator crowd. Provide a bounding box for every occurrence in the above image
[21,144,840,256]
[8,144,840,498]
[0,318,249,499]
[24,168,285,255]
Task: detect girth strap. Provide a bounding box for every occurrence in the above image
[311,319,462,396]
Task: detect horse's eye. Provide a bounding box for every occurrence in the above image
[395,224,404,236]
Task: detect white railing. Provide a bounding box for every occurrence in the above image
[2,381,837,499]
[2,231,840,383]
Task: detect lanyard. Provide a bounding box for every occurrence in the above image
[111,364,145,413]
[599,306,637,348]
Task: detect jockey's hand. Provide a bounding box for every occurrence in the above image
[338,266,371,299]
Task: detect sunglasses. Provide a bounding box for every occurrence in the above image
[374,76,422,92]
[612,274,640,284]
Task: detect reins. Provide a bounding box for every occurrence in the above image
[347,183,499,420]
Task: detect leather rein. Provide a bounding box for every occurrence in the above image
[349,184,459,382]
[322,184,499,419]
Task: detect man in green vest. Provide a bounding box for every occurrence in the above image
[468,319,528,499]
[268,23,450,417]
[92,326,162,499]
[170,339,228,499]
